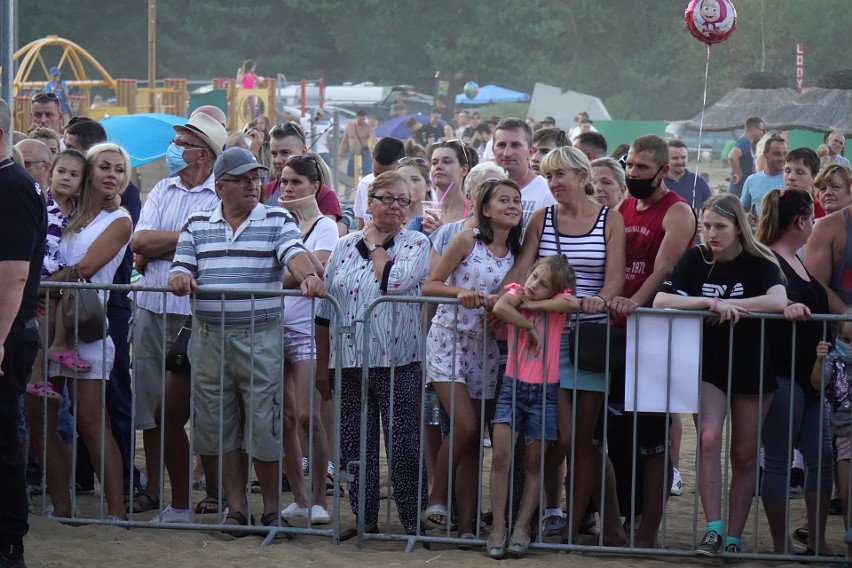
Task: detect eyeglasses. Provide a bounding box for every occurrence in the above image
[370,194,412,207]
[31,92,59,104]
[171,138,205,150]
[219,174,262,187]
[271,122,305,143]
[398,157,427,166]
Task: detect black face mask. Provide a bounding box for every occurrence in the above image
[625,165,664,200]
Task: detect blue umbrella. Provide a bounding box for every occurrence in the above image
[455,84,530,105]
[101,113,187,168]
[376,113,444,140]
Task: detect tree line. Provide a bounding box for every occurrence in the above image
[15,0,852,120]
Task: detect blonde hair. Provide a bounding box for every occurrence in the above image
[529,255,576,294]
[814,163,852,193]
[702,193,779,268]
[540,146,594,195]
[66,143,131,233]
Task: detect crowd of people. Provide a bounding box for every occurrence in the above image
[2,89,852,568]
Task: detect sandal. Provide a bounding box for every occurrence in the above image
[48,350,92,373]
[195,495,226,515]
[420,504,449,529]
[339,523,378,542]
[222,511,254,539]
[260,512,293,540]
[126,489,160,513]
[25,382,62,402]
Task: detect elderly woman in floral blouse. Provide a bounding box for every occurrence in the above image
[315,171,431,538]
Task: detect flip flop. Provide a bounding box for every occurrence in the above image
[48,350,92,373]
[420,504,448,529]
[26,382,62,402]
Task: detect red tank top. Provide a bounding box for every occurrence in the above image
[620,190,691,299]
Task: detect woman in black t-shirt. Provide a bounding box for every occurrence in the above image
[755,189,834,555]
[654,194,787,556]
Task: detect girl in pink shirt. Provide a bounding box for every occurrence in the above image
[487,255,579,557]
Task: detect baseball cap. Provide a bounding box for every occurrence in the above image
[49,66,61,76]
[173,113,228,157]
[214,147,268,179]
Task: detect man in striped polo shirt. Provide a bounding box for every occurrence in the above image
[168,147,326,531]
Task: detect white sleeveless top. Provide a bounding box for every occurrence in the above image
[432,231,514,333]
[61,208,131,303]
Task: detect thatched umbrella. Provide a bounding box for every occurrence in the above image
[684,87,801,132]
[769,87,852,136]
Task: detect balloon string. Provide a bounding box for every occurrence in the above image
[692,46,712,209]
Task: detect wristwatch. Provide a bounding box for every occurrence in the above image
[366,242,383,253]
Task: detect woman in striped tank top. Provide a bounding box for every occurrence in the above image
[501,146,626,544]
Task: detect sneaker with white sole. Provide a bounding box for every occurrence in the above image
[281,502,309,520]
[670,468,683,496]
[695,530,722,557]
[308,505,331,524]
[151,505,195,524]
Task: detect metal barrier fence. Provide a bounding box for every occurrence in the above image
[27,283,852,561]
[30,282,344,544]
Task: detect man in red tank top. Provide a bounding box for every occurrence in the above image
[607,135,696,548]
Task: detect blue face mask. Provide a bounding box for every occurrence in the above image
[166,143,189,174]
[835,338,852,363]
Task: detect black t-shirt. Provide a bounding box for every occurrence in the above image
[768,253,829,392]
[0,160,48,326]
[660,246,784,386]
[421,122,443,145]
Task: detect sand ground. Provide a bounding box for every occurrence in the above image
[24,416,850,568]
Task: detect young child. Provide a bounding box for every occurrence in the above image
[487,255,579,558]
[812,319,852,528]
[27,150,91,401]
[421,179,523,541]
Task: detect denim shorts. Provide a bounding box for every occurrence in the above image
[492,377,559,441]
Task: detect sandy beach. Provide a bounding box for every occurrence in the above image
[24,416,849,568]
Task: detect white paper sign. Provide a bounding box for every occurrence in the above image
[624,313,701,413]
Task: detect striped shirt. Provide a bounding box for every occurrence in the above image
[538,204,608,323]
[170,203,306,325]
[134,173,219,315]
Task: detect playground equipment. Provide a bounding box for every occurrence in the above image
[1,35,277,133]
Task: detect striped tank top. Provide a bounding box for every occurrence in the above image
[538,204,608,322]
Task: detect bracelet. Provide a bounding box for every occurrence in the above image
[595,294,608,304]
[303,272,318,281]
[710,297,719,311]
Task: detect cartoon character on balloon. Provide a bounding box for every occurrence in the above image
[685,0,737,45]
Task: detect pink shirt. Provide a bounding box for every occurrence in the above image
[504,283,572,384]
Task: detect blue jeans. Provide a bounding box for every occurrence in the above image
[493,378,559,441]
[761,376,832,502]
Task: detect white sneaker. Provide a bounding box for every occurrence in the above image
[281,502,309,520]
[308,505,331,525]
[151,505,195,524]
[670,468,683,496]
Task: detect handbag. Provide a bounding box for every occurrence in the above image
[567,319,626,374]
[549,205,626,374]
[165,315,193,375]
[61,265,108,343]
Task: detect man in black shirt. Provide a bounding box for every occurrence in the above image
[420,108,444,146]
[0,97,48,568]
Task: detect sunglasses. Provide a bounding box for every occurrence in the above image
[398,157,427,166]
[271,122,305,143]
[170,138,206,150]
[31,92,59,104]
[286,154,321,179]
